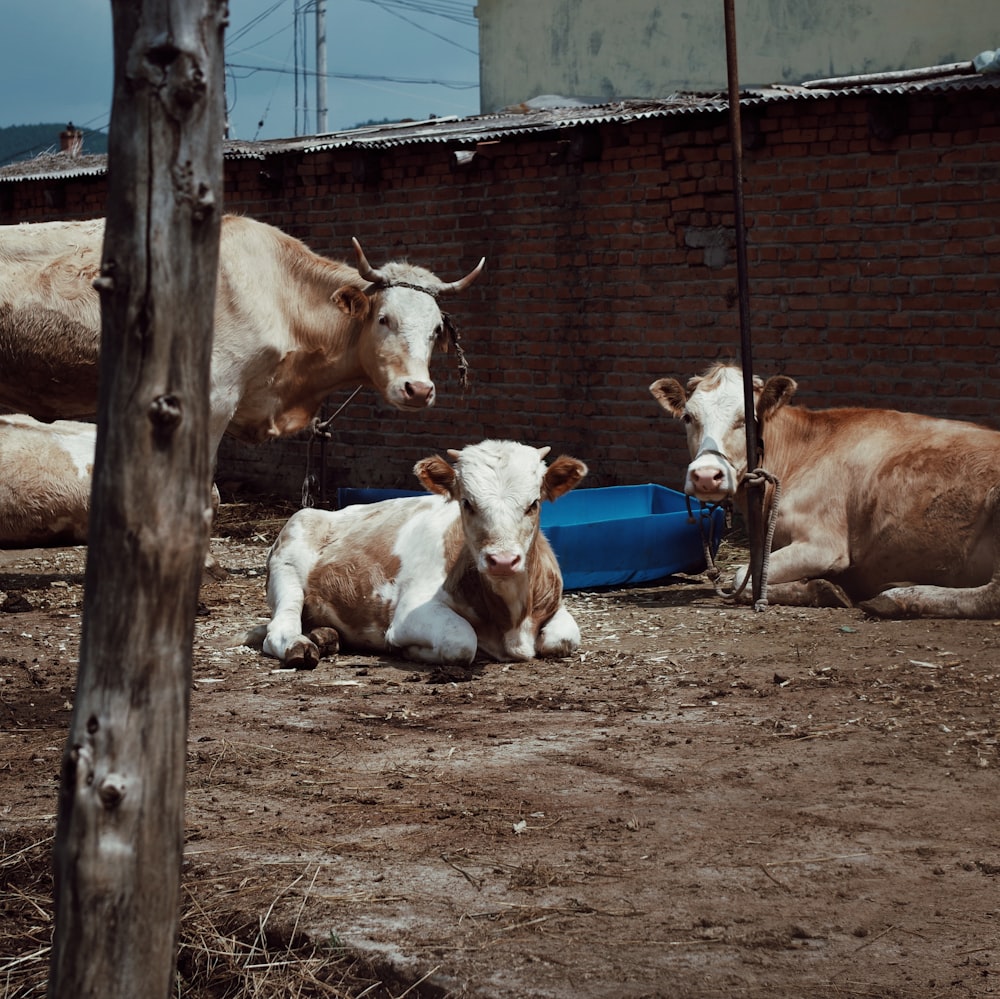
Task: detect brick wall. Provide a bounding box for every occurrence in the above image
[5,84,999,502]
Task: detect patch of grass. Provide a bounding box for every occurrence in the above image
[0,835,399,999]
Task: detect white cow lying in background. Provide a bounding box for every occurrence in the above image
[651,363,1000,619]
[0,417,221,575]
[254,439,588,668]
[0,415,93,546]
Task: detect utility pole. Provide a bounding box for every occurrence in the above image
[723,0,766,610]
[316,0,328,132]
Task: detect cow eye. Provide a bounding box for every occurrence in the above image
[461,497,476,515]
[378,314,389,327]
[682,412,693,424]
[525,499,539,516]
[434,323,444,340]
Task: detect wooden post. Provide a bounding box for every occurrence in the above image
[48,1,225,996]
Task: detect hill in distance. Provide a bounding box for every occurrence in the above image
[0,122,108,167]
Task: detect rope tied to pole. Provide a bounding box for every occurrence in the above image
[694,467,783,612]
[300,385,365,509]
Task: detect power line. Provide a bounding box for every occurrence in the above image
[228,0,289,45]
[227,61,476,89]
[363,0,477,28]
[360,0,477,53]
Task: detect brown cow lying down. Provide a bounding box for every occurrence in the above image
[251,440,588,668]
[650,363,1000,619]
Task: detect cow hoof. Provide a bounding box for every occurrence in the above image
[308,627,340,659]
[204,556,229,582]
[285,639,321,670]
[808,579,853,609]
[859,594,913,619]
[538,638,579,658]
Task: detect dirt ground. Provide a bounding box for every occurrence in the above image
[2,501,999,998]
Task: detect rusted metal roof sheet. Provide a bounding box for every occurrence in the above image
[2,63,997,183]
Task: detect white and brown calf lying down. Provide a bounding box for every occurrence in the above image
[253,439,588,668]
[651,363,1000,619]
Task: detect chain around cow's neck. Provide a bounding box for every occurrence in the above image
[363,280,438,298]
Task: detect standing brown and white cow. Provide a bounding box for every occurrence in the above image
[651,363,1000,618]
[253,439,588,668]
[0,214,484,452]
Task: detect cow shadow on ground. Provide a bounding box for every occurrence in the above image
[0,570,85,592]
[570,574,725,611]
[353,659,486,684]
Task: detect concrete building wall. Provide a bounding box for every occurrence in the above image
[476,0,999,111]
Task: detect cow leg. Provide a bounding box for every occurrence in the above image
[761,537,852,586]
[263,619,340,669]
[536,604,581,658]
[282,637,322,670]
[731,535,854,607]
[732,566,853,608]
[388,605,479,666]
[262,546,313,667]
[861,580,1000,619]
[203,483,229,580]
[861,501,1000,619]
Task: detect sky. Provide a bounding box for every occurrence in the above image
[1,0,480,146]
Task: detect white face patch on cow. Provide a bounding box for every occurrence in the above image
[370,285,443,409]
[452,440,548,579]
[682,367,747,502]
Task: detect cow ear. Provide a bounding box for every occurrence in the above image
[543,456,588,501]
[332,286,372,319]
[757,375,797,422]
[414,454,458,498]
[649,378,687,417]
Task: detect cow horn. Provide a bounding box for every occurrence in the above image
[436,257,486,296]
[351,237,387,285]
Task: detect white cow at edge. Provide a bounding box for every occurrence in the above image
[254,440,588,668]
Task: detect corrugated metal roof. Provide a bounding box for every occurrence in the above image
[2,63,997,183]
[0,150,109,182]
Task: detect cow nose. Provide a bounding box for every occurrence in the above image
[486,552,521,575]
[403,380,435,405]
[690,466,725,493]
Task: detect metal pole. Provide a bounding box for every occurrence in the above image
[723,0,766,609]
[316,0,328,132]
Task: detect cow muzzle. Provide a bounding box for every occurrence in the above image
[484,551,523,577]
[387,377,436,409]
[685,448,739,502]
